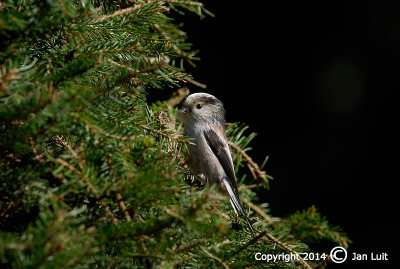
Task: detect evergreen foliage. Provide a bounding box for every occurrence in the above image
[0,1,349,268]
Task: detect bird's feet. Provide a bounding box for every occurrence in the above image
[182,169,205,188]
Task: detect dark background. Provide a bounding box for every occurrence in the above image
[169,1,398,268]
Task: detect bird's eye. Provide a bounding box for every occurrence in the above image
[196,103,202,109]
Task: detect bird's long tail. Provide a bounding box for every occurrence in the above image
[222,178,256,236]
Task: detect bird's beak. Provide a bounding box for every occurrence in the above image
[179,107,189,114]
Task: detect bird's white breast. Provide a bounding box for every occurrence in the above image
[184,123,225,184]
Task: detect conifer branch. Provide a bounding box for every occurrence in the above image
[153,23,193,61]
[238,183,264,190]
[131,253,165,259]
[171,239,207,254]
[210,205,230,220]
[116,193,132,222]
[164,0,204,6]
[229,229,312,269]
[55,157,118,223]
[242,198,275,225]
[0,68,19,94]
[185,77,207,88]
[229,230,266,258]
[202,248,230,269]
[170,256,196,266]
[107,58,168,78]
[228,140,268,183]
[314,255,331,269]
[132,121,194,145]
[90,44,141,55]
[166,87,191,107]
[162,64,207,88]
[69,113,137,141]
[96,0,162,21]
[262,231,313,269]
[160,206,185,222]
[64,241,91,267]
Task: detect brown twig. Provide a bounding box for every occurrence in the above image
[107,58,167,77]
[238,183,264,190]
[58,0,67,15]
[171,239,207,254]
[280,215,349,246]
[227,141,268,183]
[229,228,312,269]
[203,249,230,269]
[242,199,274,225]
[0,68,19,94]
[166,87,190,107]
[160,206,184,222]
[96,0,161,21]
[55,158,118,223]
[116,192,132,222]
[132,121,194,145]
[132,253,165,259]
[64,240,91,267]
[185,77,207,89]
[69,113,136,141]
[314,254,331,269]
[90,44,140,55]
[210,205,230,220]
[262,231,313,269]
[107,59,137,73]
[170,256,195,266]
[55,158,97,194]
[153,23,192,61]
[162,65,207,89]
[164,0,203,6]
[230,230,266,258]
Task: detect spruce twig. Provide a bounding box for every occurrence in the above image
[164,0,204,6]
[238,183,264,190]
[314,254,331,269]
[202,248,230,269]
[185,77,207,89]
[166,87,190,107]
[227,140,268,183]
[116,193,132,222]
[55,158,118,223]
[153,23,192,61]
[262,231,313,269]
[242,198,274,225]
[96,0,161,21]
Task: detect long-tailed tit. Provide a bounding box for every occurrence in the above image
[178,93,255,235]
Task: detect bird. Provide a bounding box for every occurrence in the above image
[177,92,255,235]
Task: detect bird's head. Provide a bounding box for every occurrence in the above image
[177,93,225,126]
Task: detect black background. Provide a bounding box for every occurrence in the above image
[167,1,398,268]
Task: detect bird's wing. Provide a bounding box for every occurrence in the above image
[204,128,255,235]
[203,128,237,193]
